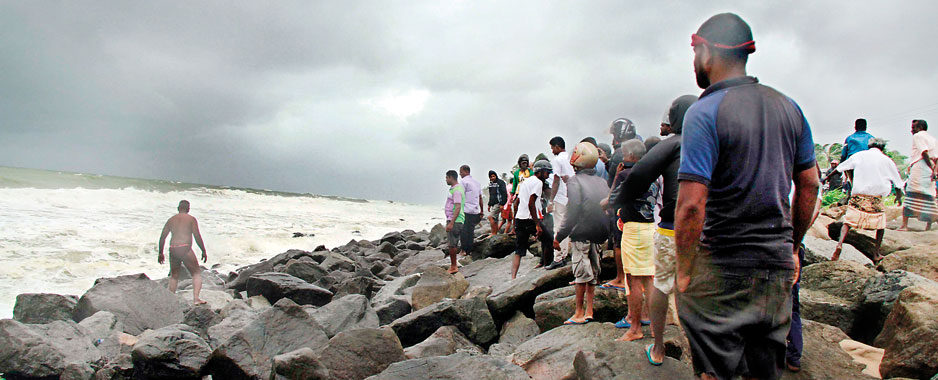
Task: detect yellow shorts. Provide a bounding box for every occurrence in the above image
[621,222,655,276]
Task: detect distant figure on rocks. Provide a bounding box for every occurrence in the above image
[510,160,553,279]
[821,159,844,192]
[486,170,508,237]
[676,13,818,378]
[899,119,938,231]
[554,142,609,325]
[458,165,483,255]
[158,200,208,305]
[840,118,873,196]
[832,138,903,262]
[443,170,465,274]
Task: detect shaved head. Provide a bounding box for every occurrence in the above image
[178,200,190,212]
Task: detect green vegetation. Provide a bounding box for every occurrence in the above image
[821,189,847,207]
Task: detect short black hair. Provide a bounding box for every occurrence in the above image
[855,118,867,131]
[446,170,458,179]
[459,165,470,173]
[178,200,190,211]
[696,13,754,63]
[913,119,928,131]
[549,136,565,149]
[580,137,598,146]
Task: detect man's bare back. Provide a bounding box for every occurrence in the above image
[158,200,207,304]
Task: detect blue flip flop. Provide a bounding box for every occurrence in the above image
[599,282,627,291]
[614,316,631,329]
[641,320,651,326]
[646,344,663,366]
[563,318,588,326]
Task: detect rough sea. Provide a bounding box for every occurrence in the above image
[0,166,441,318]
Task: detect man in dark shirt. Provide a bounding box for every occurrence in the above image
[675,13,819,379]
[486,170,509,236]
[822,159,844,192]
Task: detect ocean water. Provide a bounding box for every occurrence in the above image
[0,166,441,318]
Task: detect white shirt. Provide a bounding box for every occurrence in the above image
[516,175,543,220]
[911,130,938,164]
[550,151,575,205]
[837,148,902,197]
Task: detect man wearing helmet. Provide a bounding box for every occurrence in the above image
[506,154,534,234]
[510,159,554,279]
[555,142,610,325]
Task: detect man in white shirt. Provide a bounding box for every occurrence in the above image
[900,119,938,231]
[458,165,484,255]
[511,160,553,279]
[546,136,575,269]
[833,138,903,262]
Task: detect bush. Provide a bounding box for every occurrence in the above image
[821,189,847,207]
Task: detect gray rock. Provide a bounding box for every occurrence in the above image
[73,273,187,335]
[404,241,426,251]
[206,301,258,348]
[498,311,540,347]
[13,293,79,324]
[226,250,313,291]
[377,241,400,256]
[0,319,103,379]
[780,320,875,380]
[206,298,330,379]
[308,294,379,338]
[389,297,497,347]
[375,297,412,326]
[403,325,483,359]
[533,286,627,331]
[879,247,938,283]
[428,223,446,247]
[470,234,517,260]
[318,328,407,380]
[284,260,329,284]
[321,252,358,272]
[131,324,212,380]
[411,266,470,310]
[380,231,405,245]
[800,289,859,339]
[371,274,419,325]
[78,311,124,362]
[182,304,223,336]
[572,339,694,380]
[269,347,329,380]
[246,272,333,306]
[333,275,381,299]
[397,250,450,276]
[875,285,938,379]
[855,270,938,343]
[802,235,871,266]
[366,352,530,380]
[800,260,879,337]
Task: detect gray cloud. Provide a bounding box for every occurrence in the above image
[1,1,936,204]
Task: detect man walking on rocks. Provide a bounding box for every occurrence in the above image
[546,136,575,270]
[554,142,609,325]
[675,13,818,379]
[158,200,208,305]
[486,170,508,236]
[444,170,465,274]
[459,165,483,255]
[510,160,554,279]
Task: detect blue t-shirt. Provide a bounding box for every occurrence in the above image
[841,131,873,162]
[678,76,815,270]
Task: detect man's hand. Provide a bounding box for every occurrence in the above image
[158,252,165,265]
[202,251,208,263]
[446,222,453,232]
[535,223,542,237]
[676,265,691,293]
[546,202,554,213]
[792,249,800,286]
[616,162,625,176]
[552,240,561,250]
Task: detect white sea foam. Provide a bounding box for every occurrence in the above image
[0,177,441,318]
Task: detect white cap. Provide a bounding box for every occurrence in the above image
[661,110,670,125]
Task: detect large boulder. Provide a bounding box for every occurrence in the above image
[827,221,913,259]
[371,275,419,325]
[855,270,938,343]
[269,347,329,380]
[246,272,333,306]
[307,294,379,338]
[226,249,312,291]
[320,252,359,272]
[332,275,381,299]
[462,254,577,322]
[878,247,938,283]
[366,352,530,380]
[533,286,627,331]
[317,328,407,380]
[13,293,78,324]
[874,285,938,379]
[0,319,103,379]
[510,322,688,380]
[403,325,483,359]
[182,304,223,336]
[802,235,871,266]
[498,311,541,347]
[780,320,875,380]
[206,299,330,379]
[470,234,518,260]
[411,266,470,310]
[389,297,497,347]
[428,223,446,247]
[205,301,258,348]
[284,260,329,284]
[79,311,124,362]
[397,250,451,276]
[800,260,878,336]
[377,242,400,257]
[572,340,694,379]
[131,324,212,380]
[381,231,405,245]
[174,289,232,311]
[73,273,187,335]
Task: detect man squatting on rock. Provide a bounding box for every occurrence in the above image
[158,200,208,305]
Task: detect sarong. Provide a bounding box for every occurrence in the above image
[844,194,886,230]
[903,159,938,223]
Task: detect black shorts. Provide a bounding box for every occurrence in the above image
[677,255,794,380]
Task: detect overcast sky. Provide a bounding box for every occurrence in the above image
[2,1,936,204]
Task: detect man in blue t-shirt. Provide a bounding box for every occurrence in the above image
[841,118,874,162]
[674,13,819,379]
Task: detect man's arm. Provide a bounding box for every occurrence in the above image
[791,166,820,283]
[674,181,708,293]
[620,144,672,203]
[448,203,461,232]
[555,180,581,243]
[528,194,541,235]
[192,218,207,262]
[158,221,170,264]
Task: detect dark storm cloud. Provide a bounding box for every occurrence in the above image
[1,1,935,204]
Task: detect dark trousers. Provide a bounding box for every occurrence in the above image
[460,213,482,252]
[515,218,553,266]
[786,246,805,367]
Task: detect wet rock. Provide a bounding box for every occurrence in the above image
[411,266,470,310]
[226,250,312,291]
[73,273,187,335]
[131,324,212,380]
[366,352,530,380]
[13,293,79,324]
[206,298,329,379]
[875,285,938,379]
[269,347,329,380]
[405,241,427,251]
[0,319,103,379]
[284,260,329,284]
[780,320,875,380]
[389,297,497,347]
[855,270,938,343]
[308,294,379,338]
[800,260,878,336]
[533,286,627,331]
[878,247,938,283]
[318,328,406,380]
[246,272,333,306]
[403,325,483,359]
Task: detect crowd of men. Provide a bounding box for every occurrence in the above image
[439,12,936,380]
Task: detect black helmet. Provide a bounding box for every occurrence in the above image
[610,118,636,143]
[518,154,530,164]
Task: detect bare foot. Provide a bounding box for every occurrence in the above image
[447,267,459,274]
[896,227,909,232]
[831,246,842,261]
[533,264,543,269]
[616,328,644,341]
[606,280,625,288]
[194,299,207,305]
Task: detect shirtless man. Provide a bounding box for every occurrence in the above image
[158,200,207,305]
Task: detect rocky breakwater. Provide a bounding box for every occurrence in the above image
[2,222,931,379]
